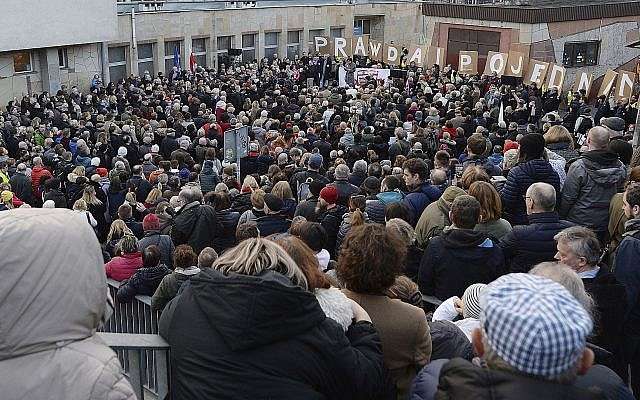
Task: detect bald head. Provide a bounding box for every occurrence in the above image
[526,182,556,214]
[587,126,610,151]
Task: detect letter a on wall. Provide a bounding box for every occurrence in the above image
[407,44,425,67]
[524,60,549,86]
[598,69,618,97]
[352,35,369,57]
[483,51,508,77]
[458,51,478,75]
[615,70,636,100]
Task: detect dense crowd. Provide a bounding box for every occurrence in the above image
[1,53,640,400]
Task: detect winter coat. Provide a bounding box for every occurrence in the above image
[559,150,627,232]
[0,209,135,400]
[9,172,33,204]
[414,197,452,249]
[462,156,502,177]
[138,230,175,268]
[319,205,349,258]
[344,290,431,399]
[127,175,153,204]
[366,191,404,224]
[123,217,144,239]
[330,179,361,207]
[473,218,512,241]
[289,169,330,199]
[230,192,252,213]
[427,321,473,361]
[410,358,617,400]
[238,207,264,226]
[30,165,52,198]
[500,159,560,225]
[171,201,219,254]
[281,198,297,219]
[336,211,369,251]
[614,218,640,336]
[159,269,393,400]
[105,252,143,281]
[255,213,292,237]
[403,182,442,227]
[418,228,505,300]
[151,267,201,311]
[546,142,580,163]
[116,263,171,303]
[199,160,220,194]
[43,188,67,208]
[213,209,240,254]
[499,212,573,273]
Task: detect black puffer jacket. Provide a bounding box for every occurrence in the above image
[499,212,573,273]
[230,192,252,213]
[418,229,505,300]
[159,269,394,400]
[170,201,219,253]
[116,264,171,303]
[501,159,561,225]
[213,209,240,254]
[199,160,220,194]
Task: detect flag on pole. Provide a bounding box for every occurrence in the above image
[498,101,504,125]
[173,46,181,71]
[189,52,197,73]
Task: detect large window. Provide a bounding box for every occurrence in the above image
[446,28,500,68]
[216,35,233,69]
[287,30,301,59]
[164,40,182,73]
[563,41,599,67]
[108,46,127,82]
[58,48,69,69]
[13,51,32,73]
[330,27,344,39]
[242,33,257,63]
[264,32,279,59]
[353,19,371,36]
[137,43,154,76]
[192,38,207,67]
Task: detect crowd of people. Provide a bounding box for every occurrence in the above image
[1,52,640,399]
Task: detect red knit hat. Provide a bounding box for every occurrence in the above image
[319,186,338,205]
[503,140,519,154]
[96,167,108,177]
[142,213,160,231]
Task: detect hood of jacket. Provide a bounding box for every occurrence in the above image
[582,150,627,185]
[442,228,492,248]
[0,209,106,361]
[188,268,326,351]
[377,190,403,205]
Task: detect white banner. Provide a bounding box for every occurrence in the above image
[355,68,391,86]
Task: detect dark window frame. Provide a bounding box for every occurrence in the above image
[563,41,600,68]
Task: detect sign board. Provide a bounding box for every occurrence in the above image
[223,126,250,163]
[355,68,391,86]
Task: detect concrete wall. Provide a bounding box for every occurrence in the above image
[0,0,117,52]
[0,44,102,103]
[109,2,424,76]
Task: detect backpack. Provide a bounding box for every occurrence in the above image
[297,177,314,202]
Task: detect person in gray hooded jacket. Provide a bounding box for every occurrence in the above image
[559,127,627,239]
[0,208,136,400]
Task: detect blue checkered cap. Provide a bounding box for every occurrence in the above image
[479,273,593,378]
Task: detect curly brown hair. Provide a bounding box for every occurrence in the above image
[174,244,198,269]
[337,224,406,294]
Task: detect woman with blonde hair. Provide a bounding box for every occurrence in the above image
[271,180,297,218]
[230,175,259,213]
[237,189,265,227]
[544,125,579,162]
[73,199,98,229]
[105,219,133,257]
[158,237,391,399]
[468,181,512,240]
[144,187,163,209]
[104,234,143,281]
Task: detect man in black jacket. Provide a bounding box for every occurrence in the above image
[289,153,329,201]
[329,164,359,207]
[171,186,219,254]
[418,195,504,300]
[500,182,572,273]
[256,194,291,236]
[316,185,347,259]
[127,165,153,203]
[9,163,33,205]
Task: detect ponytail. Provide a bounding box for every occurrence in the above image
[351,209,365,227]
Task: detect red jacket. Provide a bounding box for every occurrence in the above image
[105,252,143,281]
[31,166,52,198]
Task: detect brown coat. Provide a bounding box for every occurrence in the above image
[343,290,431,399]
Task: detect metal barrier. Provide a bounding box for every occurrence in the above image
[102,279,165,398]
[98,332,170,400]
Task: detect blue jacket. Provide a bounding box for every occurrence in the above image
[366,191,404,224]
[500,159,560,226]
[402,182,441,227]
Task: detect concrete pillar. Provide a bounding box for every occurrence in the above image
[208,33,216,69]
[130,44,139,77]
[155,37,165,76]
[100,42,110,85]
[184,35,192,71]
[39,48,62,93]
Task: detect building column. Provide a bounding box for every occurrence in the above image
[100,42,110,85]
[130,44,139,77]
[184,34,192,71]
[158,37,167,75]
[208,33,216,69]
[39,48,62,93]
